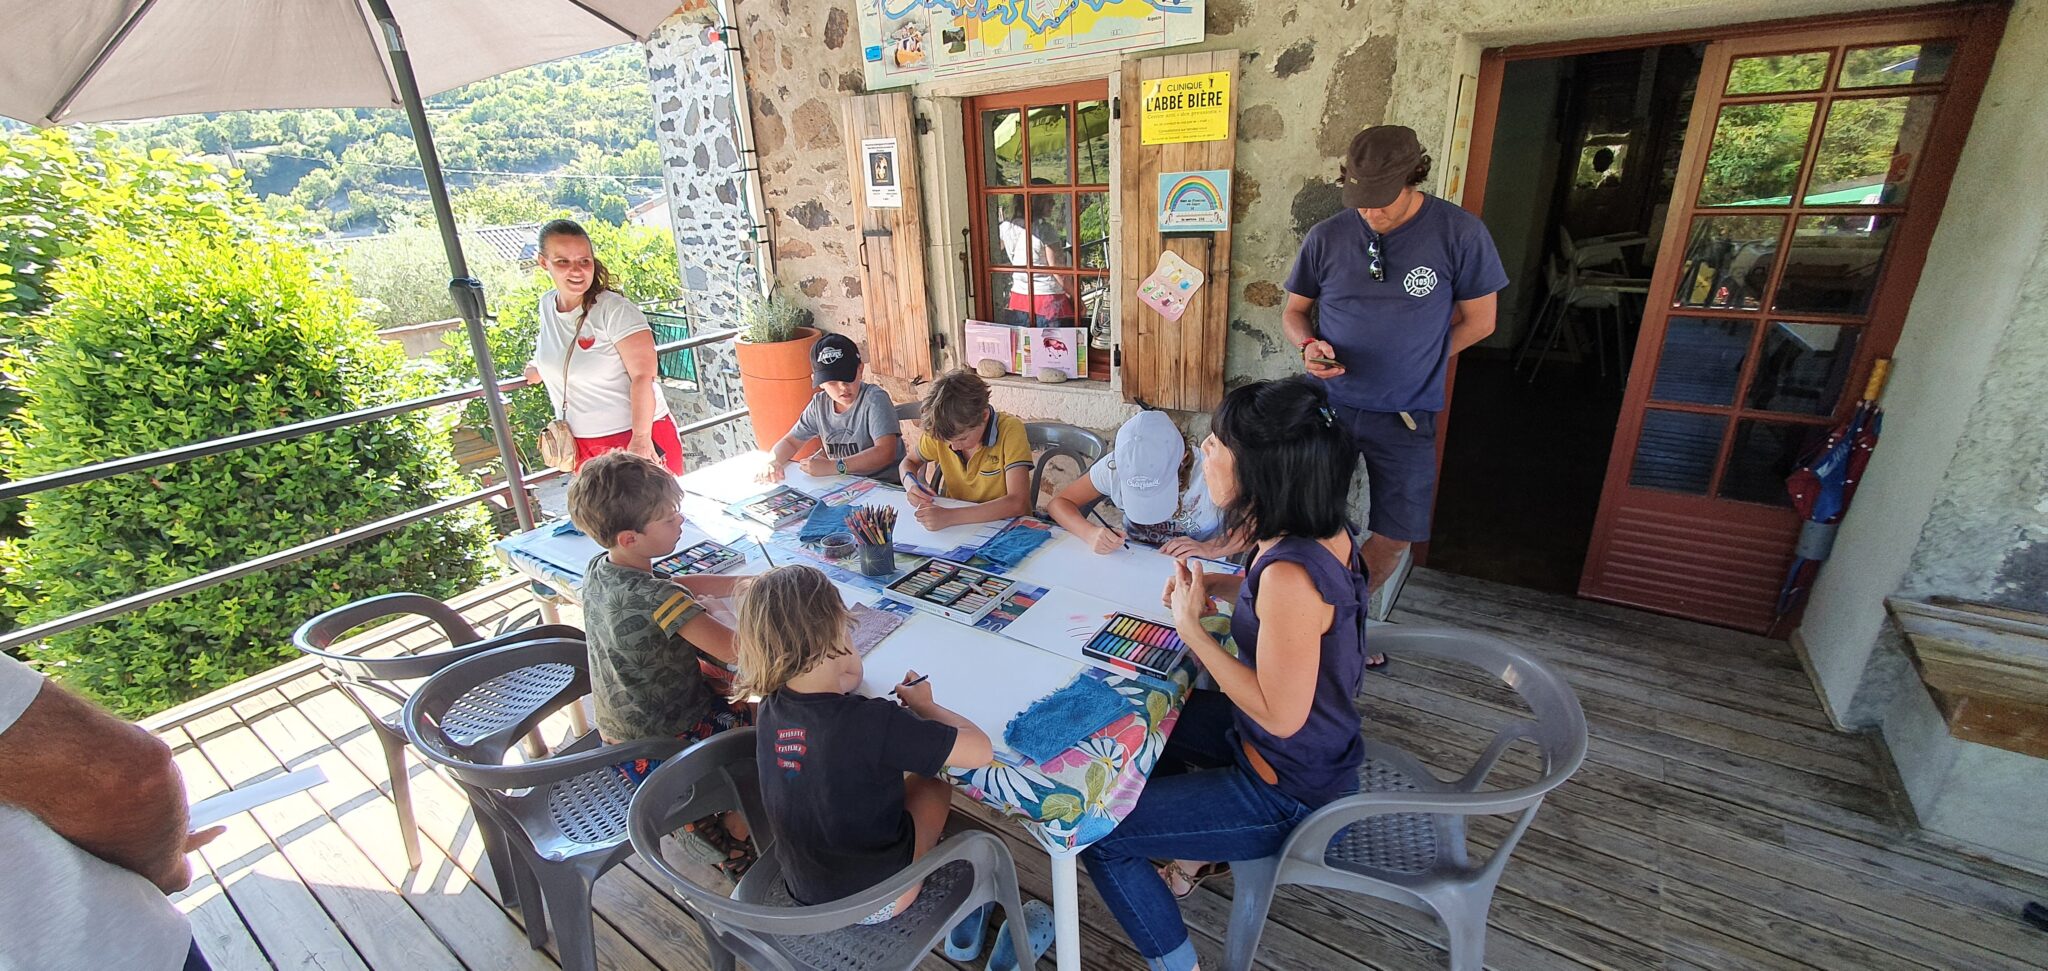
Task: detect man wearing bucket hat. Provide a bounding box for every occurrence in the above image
[1047,411,1238,559]
[1282,125,1507,611]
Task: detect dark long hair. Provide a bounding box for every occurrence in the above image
[1212,378,1355,542]
[537,219,616,316]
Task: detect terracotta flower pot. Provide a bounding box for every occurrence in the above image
[734,326,821,452]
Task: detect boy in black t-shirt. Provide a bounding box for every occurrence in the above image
[732,566,991,919]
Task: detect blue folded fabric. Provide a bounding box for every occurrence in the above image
[1003,675,1130,765]
[798,501,853,542]
[976,522,1053,568]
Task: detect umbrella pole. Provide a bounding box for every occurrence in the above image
[368,0,537,534]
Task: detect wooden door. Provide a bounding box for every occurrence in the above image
[1117,50,1239,412]
[1580,9,2003,633]
[844,91,935,382]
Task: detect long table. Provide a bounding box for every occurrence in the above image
[493,451,1217,971]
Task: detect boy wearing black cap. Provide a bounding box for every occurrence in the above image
[761,333,904,484]
[1282,124,1508,603]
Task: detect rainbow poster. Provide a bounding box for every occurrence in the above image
[1157,169,1230,232]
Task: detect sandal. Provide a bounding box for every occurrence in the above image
[986,900,1054,971]
[1366,652,1389,671]
[683,813,757,880]
[946,902,994,961]
[1155,860,1228,900]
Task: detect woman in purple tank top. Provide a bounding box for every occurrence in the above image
[1080,378,1370,971]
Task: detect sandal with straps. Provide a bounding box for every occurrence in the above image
[1155,860,1229,901]
[683,814,757,880]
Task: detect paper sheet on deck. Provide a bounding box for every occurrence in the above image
[188,766,328,829]
[858,612,1082,759]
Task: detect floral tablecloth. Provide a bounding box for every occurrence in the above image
[952,664,1192,850]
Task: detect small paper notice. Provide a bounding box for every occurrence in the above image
[862,137,902,208]
[1137,250,1204,322]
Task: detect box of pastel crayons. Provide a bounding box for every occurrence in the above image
[1083,613,1190,679]
[878,557,1016,625]
[652,539,745,579]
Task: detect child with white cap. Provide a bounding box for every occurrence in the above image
[1047,411,1243,559]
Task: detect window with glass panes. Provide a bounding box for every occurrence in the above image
[964,82,1113,381]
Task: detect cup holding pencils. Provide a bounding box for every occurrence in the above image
[849,505,898,577]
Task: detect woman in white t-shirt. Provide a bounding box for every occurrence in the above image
[997,187,1076,327]
[522,220,682,474]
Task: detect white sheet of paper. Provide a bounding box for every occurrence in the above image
[680,451,842,503]
[188,766,328,829]
[854,486,1004,553]
[858,612,1082,759]
[1007,531,1179,622]
[996,585,1123,660]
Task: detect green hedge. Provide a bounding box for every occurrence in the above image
[10,227,493,715]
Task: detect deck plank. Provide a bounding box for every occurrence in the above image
[231,685,559,971]
[285,681,663,971]
[174,710,374,971]
[194,695,468,971]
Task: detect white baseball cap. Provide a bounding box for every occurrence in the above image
[1110,411,1184,527]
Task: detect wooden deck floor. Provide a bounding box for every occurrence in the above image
[150,572,2048,970]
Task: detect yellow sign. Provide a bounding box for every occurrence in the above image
[1140,71,1231,145]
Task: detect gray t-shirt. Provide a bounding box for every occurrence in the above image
[789,383,902,483]
[0,655,190,971]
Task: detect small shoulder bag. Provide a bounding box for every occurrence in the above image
[537,310,585,472]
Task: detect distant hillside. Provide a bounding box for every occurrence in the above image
[98,46,664,235]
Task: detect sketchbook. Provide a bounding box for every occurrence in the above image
[857,612,1083,760]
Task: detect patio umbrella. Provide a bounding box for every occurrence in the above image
[0,0,688,530]
[1775,364,1889,618]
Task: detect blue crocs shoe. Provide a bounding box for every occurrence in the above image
[985,900,1054,971]
[945,902,993,962]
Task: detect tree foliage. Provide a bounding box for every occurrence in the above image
[8,227,493,716]
[336,227,531,330]
[103,47,664,233]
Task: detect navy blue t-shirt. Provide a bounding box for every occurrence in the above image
[1284,197,1508,412]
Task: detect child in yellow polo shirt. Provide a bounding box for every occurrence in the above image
[898,368,1033,528]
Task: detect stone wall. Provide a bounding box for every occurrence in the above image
[644,9,761,467]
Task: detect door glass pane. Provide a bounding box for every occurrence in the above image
[1726,52,1831,94]
[1748,322,1862,415]
[1840,42,1954,88]
[1676,215,1783,310]
[1078,192,1110,269]
[1076,100,1112,184]
[1630,409,1728,495]
[1030,195,1073,270]
[1651,317,1754,406]
[990,271,1023,323]
[1031,276,1078,327]
[1804,95,1937,206]
[1698,101,1818,206]
[987,193,1022,266]
[1028,104,1070,185]
[1080,276,1112,346]
[1774,215,1896,315]
[1721,420,1829,505]
[981,108,1022,187]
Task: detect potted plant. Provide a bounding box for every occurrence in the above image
[733,285,821,450]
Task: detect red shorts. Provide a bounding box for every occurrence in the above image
[574,414,685,474]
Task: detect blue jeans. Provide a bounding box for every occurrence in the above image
[1081,691,1311,970]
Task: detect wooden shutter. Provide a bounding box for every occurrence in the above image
[1117,50,1239,411]
[844,91,934,382]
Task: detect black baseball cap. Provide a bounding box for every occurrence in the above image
[1341,125,1425,209]
[810,333,862,385]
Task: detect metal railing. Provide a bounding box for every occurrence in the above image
[0,321,746,654]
